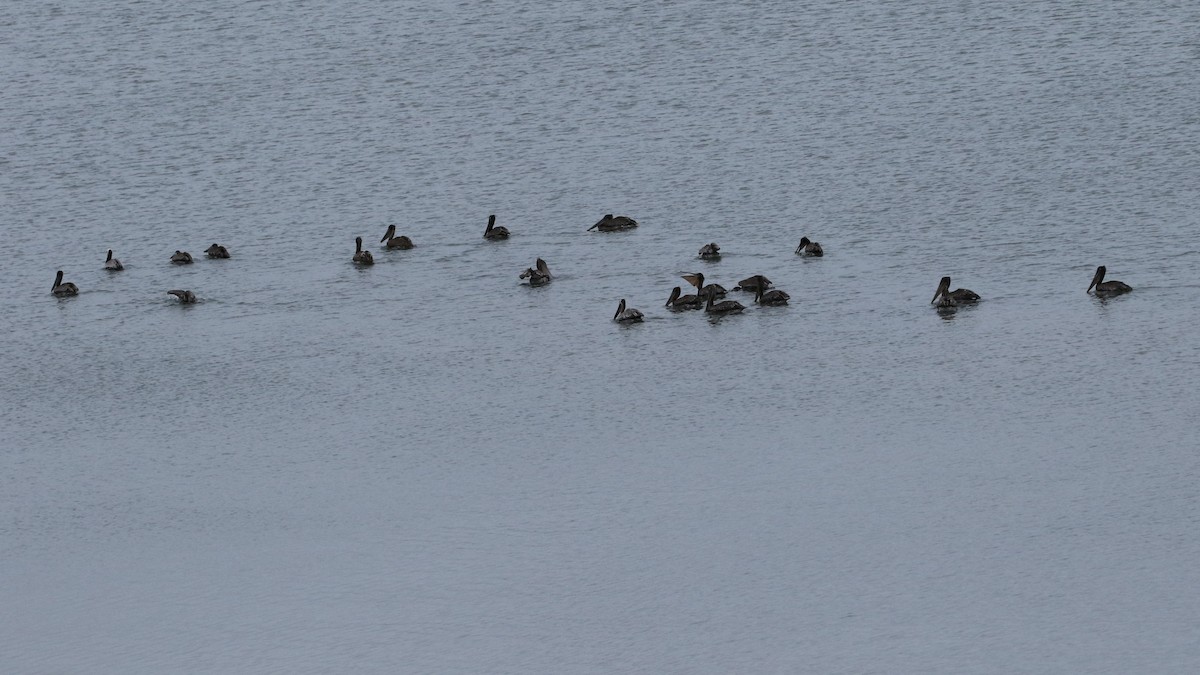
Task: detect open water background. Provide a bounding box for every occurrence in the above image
[3,1,1199,672]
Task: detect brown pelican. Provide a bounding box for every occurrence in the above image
[167,289,197,303]
[705,292,745,315]
[680,272,727,300]
[205,243,231,258]
[51,270,78,296]
[931,276,980,307]
[1087,266,1132,295]
[380,225,414,249]
[699,242,721,259]
[171,250,193,264]
[353,237,374,265]
[613,298,644,323]
[753,276,790,306]
[519,258,551,285]
[104,249,123,270]
[588,214,638,232]
[483,214,510,240]
[795,237,824,257]
[665,286,703,310]
[733,275,771,292]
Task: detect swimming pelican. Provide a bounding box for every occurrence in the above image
[753,276,790,306]
[681,272,727,300]
[795,237,824,257]
[1087,266,1132,296]
[613,299,644,323]
[705,292,745,315]
[699,242,721,259]
[104,249,123,270]
[519,258,551,285]
[734,275,771,292]
[171,250,193,264]
[205,243,231,258]
[380,225,414,249]
[353,237,374,265]
[483,214,510,240]
[587,214,638,232]
[167,289,197,303]
[931,276,980,307]
[51,270,78,296]
[665,286,703,310]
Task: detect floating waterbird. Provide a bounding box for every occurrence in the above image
[167,290,197,303]
[353,237,374,265]
[795,237,824,257]
[51,270,78,296]
[483,214,510,240]
[613,299,644,323]
[930,276,980,308]
[665,286,703,310]
[753,276,790,306]
[380,224,414,249]
[205,243,231,258]
[170,250,193,264]
[588,214,638,232]
[1087,265,1132,296]
[519,258,552,285]
[104,249,123,270]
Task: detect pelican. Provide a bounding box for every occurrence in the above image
[795,237,824,257]
[931,276,980,307]
[1087,266,1132,296]
[753,276,790,306]
[353,236,374,265]
[170,250,193,264]
[665,286,703,310]
[380,224,414,249]
[104,249,123,270]
[733,275,771,292]
[705,292,745,315]
[587,214,638,232]
[613,299,644,323]
[483,214,510,240]
[167,289,197,303]
[699,242,721,259]
[519,258,551,285]
[51,270,78,296]
[681,272,727,300]
[205,243,231,258]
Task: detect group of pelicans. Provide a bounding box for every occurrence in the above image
[50,214,1135,317]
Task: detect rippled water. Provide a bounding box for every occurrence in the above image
[4,1,1199,672]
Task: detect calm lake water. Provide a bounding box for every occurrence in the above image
[3,1,1199,672]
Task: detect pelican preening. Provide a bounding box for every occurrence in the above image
[353,237,374,265]
[666,286,703,310]
[519,258,552,285]
[613,299,644,323]
[699,242,721,259]
[483,214,510,240]
[205,243,231,258]
[705,292,745,315]
[104,249,123,270]
[1087,266,1132,296]
[753,276,789,306]
[681,272,727,300]
[51,270,79,296]
[931,276,980,308]
[380,225,414,250]
[588,214,638,232]
[171,250,193,264]
[167,289,197,303]
[795,237,823,257]
[734,275,771,292]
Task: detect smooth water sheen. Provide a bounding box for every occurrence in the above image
[4,1,1199,672]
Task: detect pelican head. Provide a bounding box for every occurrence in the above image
[380,224,396,243]
[1087,266,1106,294]
[932,276,952,304]
[614,298,627,320]
[667,286,681,306]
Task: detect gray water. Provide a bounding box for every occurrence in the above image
[4,1,1200,672]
